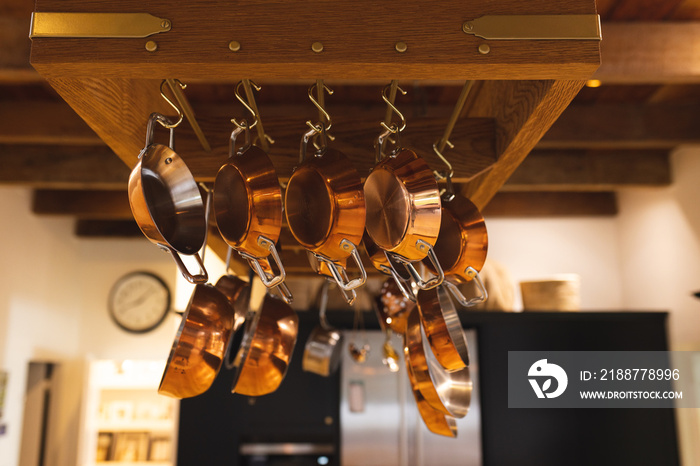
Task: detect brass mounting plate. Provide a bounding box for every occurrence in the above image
[29,12,171,38]
[463,14,601,40]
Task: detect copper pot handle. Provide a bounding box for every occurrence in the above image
[442,267,488,307]
[388,240,445,290]
[311,239,367,292]
[165,246,208,284]
[378,262,417,302]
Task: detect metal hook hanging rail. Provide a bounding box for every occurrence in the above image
[433,80,475,183]
[164,79,211,152]
[241,79,274,153]
[158,79,184,129]
[380,80,407,134]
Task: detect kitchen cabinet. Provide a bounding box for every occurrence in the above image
[79,360,179,466]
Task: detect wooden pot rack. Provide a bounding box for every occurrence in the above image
[29,0,601,276]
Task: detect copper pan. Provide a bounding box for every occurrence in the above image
[158,283,235,398]
[214,124,292,303]
[425,189,488,307]
[404,335,458,437]
[363,231,415,303]
[417,286,470,370]
[230,292,299,396]
[285,124,367,303]
[128,112,207,284]
[404,306,471,418]
[363,140,443,291]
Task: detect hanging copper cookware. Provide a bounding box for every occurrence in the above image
[363,85,444,291]
[128,112,207,284]
[424,184,488,307]
[158,282,236,399]
[405,339,458,437]
[230,291,299,396]
[285,84,367,303]
[417,285,470,370]
[404,307,471,418]
[302,281,343,376]
[374,278,415,335]
[214,122,292,303]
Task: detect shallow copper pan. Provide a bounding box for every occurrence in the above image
[417,285,470,370]
[286,129,367,298]
[364,148,443,290]
[425,194,488,307]
[404,306,471,418]
[158,283,235,399]
[214,127,291,301]
[404,336,458,437]
[230,293,299,396]
[374,278,414,335]
[128,112,207,284]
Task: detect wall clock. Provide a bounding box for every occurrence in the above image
[108,271,171,333]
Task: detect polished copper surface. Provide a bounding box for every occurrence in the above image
[306,250,347,278]
[404,336,458,437]
[404,307,471,418]
[285,148,366,260]
[375,278,414,334]
[231,294,299,396]
[214,145,283,258]
[158,283,235,399]
[362,230,391,274]
[364,149,441,260]
[214,274,249,330]
[417,286,470,370]
[426,195,488,284]
[128,143,206,255]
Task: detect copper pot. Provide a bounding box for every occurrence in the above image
[158,283,235,399]
[214,126,292,303]
[364,147,443,290]
[230,293,299,396]
[128,112,207,283]
[425,192,488,307]
[404,306,471,418]
[417,285,470,370]
[285,128,367,301]
[374,278,415,335]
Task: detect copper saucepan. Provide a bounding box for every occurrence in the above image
[214,123,292,303]
[425,187,488,307]
[285,123,367,303]
[230,291,299,396]
[417,285,470,370]
[404,307,471,418]
[158,282,237,399]
[128,112,207,283]
[404,337,458,437]
[364,133,443,290]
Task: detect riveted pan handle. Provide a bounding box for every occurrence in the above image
[165,247,208,284]
[388,240,445,291]
[311,239,367,292]
[239,235,293,304]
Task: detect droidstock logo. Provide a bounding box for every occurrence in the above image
[528,359,568,399]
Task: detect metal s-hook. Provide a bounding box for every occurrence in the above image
[380,81,407,134]
[231,80,260,130]
[159,79,185,128]
[307,80,335,135]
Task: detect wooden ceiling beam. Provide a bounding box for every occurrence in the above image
[503,149,671,191]
[0,101,101,145]
[595,22,700,83]
[540,104,700,149]
[482,191,618,217]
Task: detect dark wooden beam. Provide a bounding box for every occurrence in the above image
[0,101,101,145]
[503,149,671,191]
[595,23,700,83]
[75,219,142,237]
[0,144,129,189]
[483,191,618,217]
[540,104,700,149]
[33,189,132,218]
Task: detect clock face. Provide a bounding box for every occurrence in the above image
[108,272,171,333]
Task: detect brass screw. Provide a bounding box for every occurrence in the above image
[160,19,170,29]
[478,43,490,55]
[145,40,158,52]
[395,41,407,53]
[312,41,324,53]
[229,41,241,52]
[463,22,474,33]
